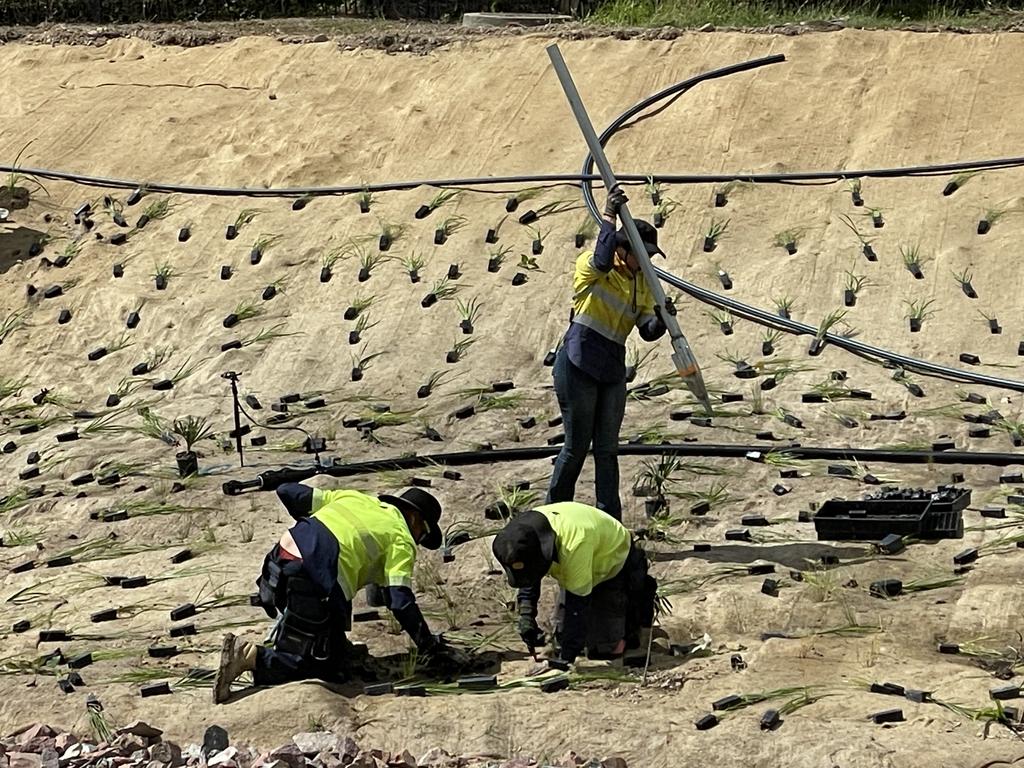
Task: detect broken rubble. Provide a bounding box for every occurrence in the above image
[148,742,182,767]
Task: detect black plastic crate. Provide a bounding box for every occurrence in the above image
[814,487,969,541]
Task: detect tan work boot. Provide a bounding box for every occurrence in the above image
[213,633,257,704]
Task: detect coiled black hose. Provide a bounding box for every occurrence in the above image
[577,56,1024,393]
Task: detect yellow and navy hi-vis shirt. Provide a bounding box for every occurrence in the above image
[571,250,658,347]
[536,501,632,597]
[309,488,416,601]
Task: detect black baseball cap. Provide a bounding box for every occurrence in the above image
[615,219,665,258]
[491,510,556,588]
[379,488,443,550]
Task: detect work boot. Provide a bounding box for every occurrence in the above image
[213,633,257,704]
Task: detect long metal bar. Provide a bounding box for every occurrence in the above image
[546,43,712,412]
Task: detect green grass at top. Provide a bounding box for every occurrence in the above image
[586,0,1023,29]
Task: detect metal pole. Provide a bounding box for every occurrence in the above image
[546,43,713,414]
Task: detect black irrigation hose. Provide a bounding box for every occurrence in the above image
[576,56,1024,394]
[6,157,1024,199]
[225,441,1024,493]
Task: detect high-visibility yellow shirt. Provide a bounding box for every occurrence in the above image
[537,501,632,597]
[571,251,658,346]
[310,488,416,601]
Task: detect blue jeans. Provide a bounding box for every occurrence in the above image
[546,348,627,520]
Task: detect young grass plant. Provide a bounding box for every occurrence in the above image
[900,243,928,278]
[240,324,300,348]
[0,309,28,343]
[232,298,265,324]
[400,253,427,283]
[171,416,212,453]
[773,227,805,254]
[953,266,978,298]
[904,298,937,332]
[772,295,795,319]
[456,297,484,334]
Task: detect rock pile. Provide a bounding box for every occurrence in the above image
[0,719,628,768]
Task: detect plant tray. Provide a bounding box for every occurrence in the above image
[814,487,969,541]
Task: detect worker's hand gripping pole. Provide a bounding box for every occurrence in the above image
[546,44,714,415]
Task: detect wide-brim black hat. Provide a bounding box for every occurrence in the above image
[615,219,665,258]
[491,510,556,589]
[379,488,443,550]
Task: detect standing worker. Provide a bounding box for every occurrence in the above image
[547,186,667,520]
[213,481,471,703]
[491,500,658,664]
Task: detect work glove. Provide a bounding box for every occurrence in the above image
[517,614,547,652]
[423,636,476,674]
[603,186,628,219]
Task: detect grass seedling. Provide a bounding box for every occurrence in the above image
[321,245,348,272]
[944,170,978,196]
[357,248,392,281]
[351,345,386,376]
[427,189,462,213]
[761,328,784,356]
[900,244,928,278]
[653,198,680,227]
[3,141,48,202]
[702,217,728,250]
[456,297,484,333]
[645,176,664,204]
[232,298,265,324]
[377,220,406,249]
[633,454,681,498]
[235,209,262,232]
[0,309,28,343]
[152,262,174,285]
[772,295,795,319]
[424,277,460,305]
[487,245,512,272]
[142,197,173,221]
[438,214,469,239]
[773,228,804,253]
[419,370,453,398]
[815,309,848,340]
[240,324,300,348]
[533,199,580,219]
[108,331,134,354]
[575,215,598,245]
[843,269,871,297]
[904,298,937,332]
[477,393,523,412]
[400,253,427,282]
[348,294,377,317]
[707,309,734,335]
[171,416,212,453]
[953,266,978,298]
[357,186,374,212]
[447,337,476,363]
[136,406,175,444]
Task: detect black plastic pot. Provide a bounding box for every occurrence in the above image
[136,214,150,230]
[512,272,527,286]
[785,242,797,255]
[343,306,360,320]
[714,191,727,207]
[58,308,72,325]
[358,267,371,282]
[959,353,981,365]
[379,234,391,251]
[219,265,232,281]
[348,330,360,345]
[872,212,884,228]
[989,318,1001,334]
[460,319,474,335]
[977,218,991,235]
[762,340,774,356]
[318,266,332,283]
[844,289,856,307]
[808,338,825,356]
[105,393,121,407]
[718,270,732,290]
[223,313,239,328]
[532,239,543,255]
[155,275,167,290]
[942,180,959,196]
[446,350,460,364]
[574,233,586,248]
[171,603,197,622]
[132,362,150,376]
[250,248,262,265]
[909,317,921,333]
[176,451,198,478]
[518,210,538,225]
[53,254,71,268]
[702,236,716,253]
[505,197,519,213]
[653,213,665,229]
[88,347,108,361]
[415,204,431,219]
[695,714,719,731]
[485,228,498,244]
[761,377,777,391]
[110,233,127,245]
[421,293,438,308]
[126,311,140,329]
[351,367,363,382]
[908,263,923,279]
[720,322,733,336]
[43,284,63,299]
[544,350,558,367]
[487,256,502,273]
[777,307,790,320]
[434,229,446,246]
[454,405,475,419]
[262,285,276,301]
[359,199,370,214]
[112,263,124,278]
[862,243,877,261]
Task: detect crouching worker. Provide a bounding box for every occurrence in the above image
[491,501,657,664]
[213,484,470,703]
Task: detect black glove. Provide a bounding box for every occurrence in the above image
[517,613,547,651]
[603,186,628,219]
[426,639,475,673]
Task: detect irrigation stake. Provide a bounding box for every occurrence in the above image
[546,44,712,414]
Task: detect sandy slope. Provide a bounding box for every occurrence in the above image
[0,29,1023,768]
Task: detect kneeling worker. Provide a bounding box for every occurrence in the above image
[491,501,657,664]
[214,483,468,703]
